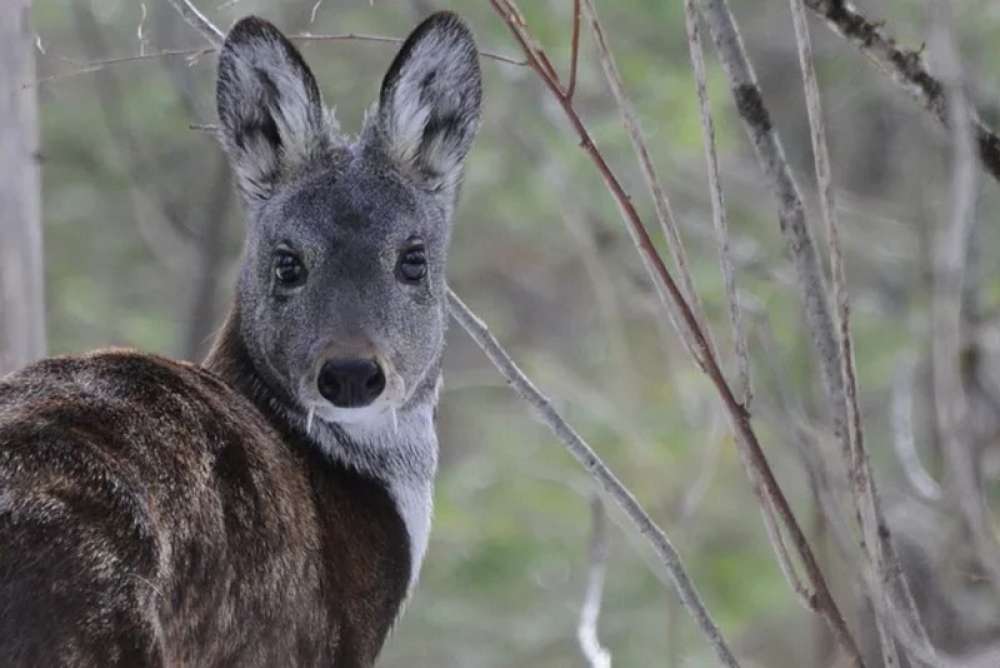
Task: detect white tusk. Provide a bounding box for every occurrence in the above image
[307,406,315,435]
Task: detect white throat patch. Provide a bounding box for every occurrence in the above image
[310,403,438,593]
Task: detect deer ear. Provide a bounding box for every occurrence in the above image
[373,12,482,194]
[217,16,327,202]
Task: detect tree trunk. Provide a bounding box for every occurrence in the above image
[0,0,45,376]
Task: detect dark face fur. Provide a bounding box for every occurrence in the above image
[216,14,481,428]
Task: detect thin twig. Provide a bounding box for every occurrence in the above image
[788,1,906,665]
[581,0,714,366]
[689,0,816,587]
[891,356,942,502]
[489,1,862,662]
[681,0,750,405]
[566,0,581,101]
[802,0,1000,185]
[294,32,527,66]
[309,0,324,25]
[448,290,741,668]
[164,0,224,44]
[578,495,612,668]
[699,0,844,449]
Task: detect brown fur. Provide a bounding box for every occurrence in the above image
[0,313,409,666]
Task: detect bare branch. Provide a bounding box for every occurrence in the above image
[802,0,1000,185]
[788,1,906,664]
[699,0,844,448]
[164,0,224,46]
[447,289,741,668]
[891,356,942,502]
[581,0,715,365]
[566,0,581,101]
[578,495,612,668]
[682,0,750,404]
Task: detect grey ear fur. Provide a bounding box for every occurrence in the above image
[216,17,329,202]
[370,12,483,194]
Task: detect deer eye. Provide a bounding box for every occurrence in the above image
[397,244,427,283]
[274,251,307,288]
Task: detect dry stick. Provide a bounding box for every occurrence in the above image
[683,0,814,610]
[890,357,942,502]
[165,0,224,43]
[698,0,845,448]
[578,495,612,668]
[788,2,909,665]
[580,0,714,363]
[677,2,813,614]
[448,290,740,668]
[802,0,1000,186]
[679,8,808,609]
[682,0,750,405]
[929,0,1000,599]
[566,0,582,101]
[489,1,862,663]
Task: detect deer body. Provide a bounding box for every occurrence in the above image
[0,12,481,667]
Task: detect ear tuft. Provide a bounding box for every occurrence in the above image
[374,12,482,194]
[217,16,327,201]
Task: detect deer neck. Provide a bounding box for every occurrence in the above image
[203,305,439,593]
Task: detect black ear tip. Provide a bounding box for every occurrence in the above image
[414,11,477,47]
[421,11,465,29]
[224,15,284,48]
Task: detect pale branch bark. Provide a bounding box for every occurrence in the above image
[578,495,612,668]
[447,290,741,668]
[164,0,223,44]
[699,0,845,449]
[788,2,915,665]
[682,0,751,405]
[0,0,46,376]
[489,2,861,663]
[891,357,942,502]
[802,0,1000,185]
[929,0,1000,598]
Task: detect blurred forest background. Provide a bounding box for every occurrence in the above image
[8,0,1000,665]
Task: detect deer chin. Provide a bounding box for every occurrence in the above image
[313,401,396,430]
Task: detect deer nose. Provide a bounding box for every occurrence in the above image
[317,358,386,408]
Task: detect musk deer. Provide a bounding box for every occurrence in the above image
[0,11,481,666]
